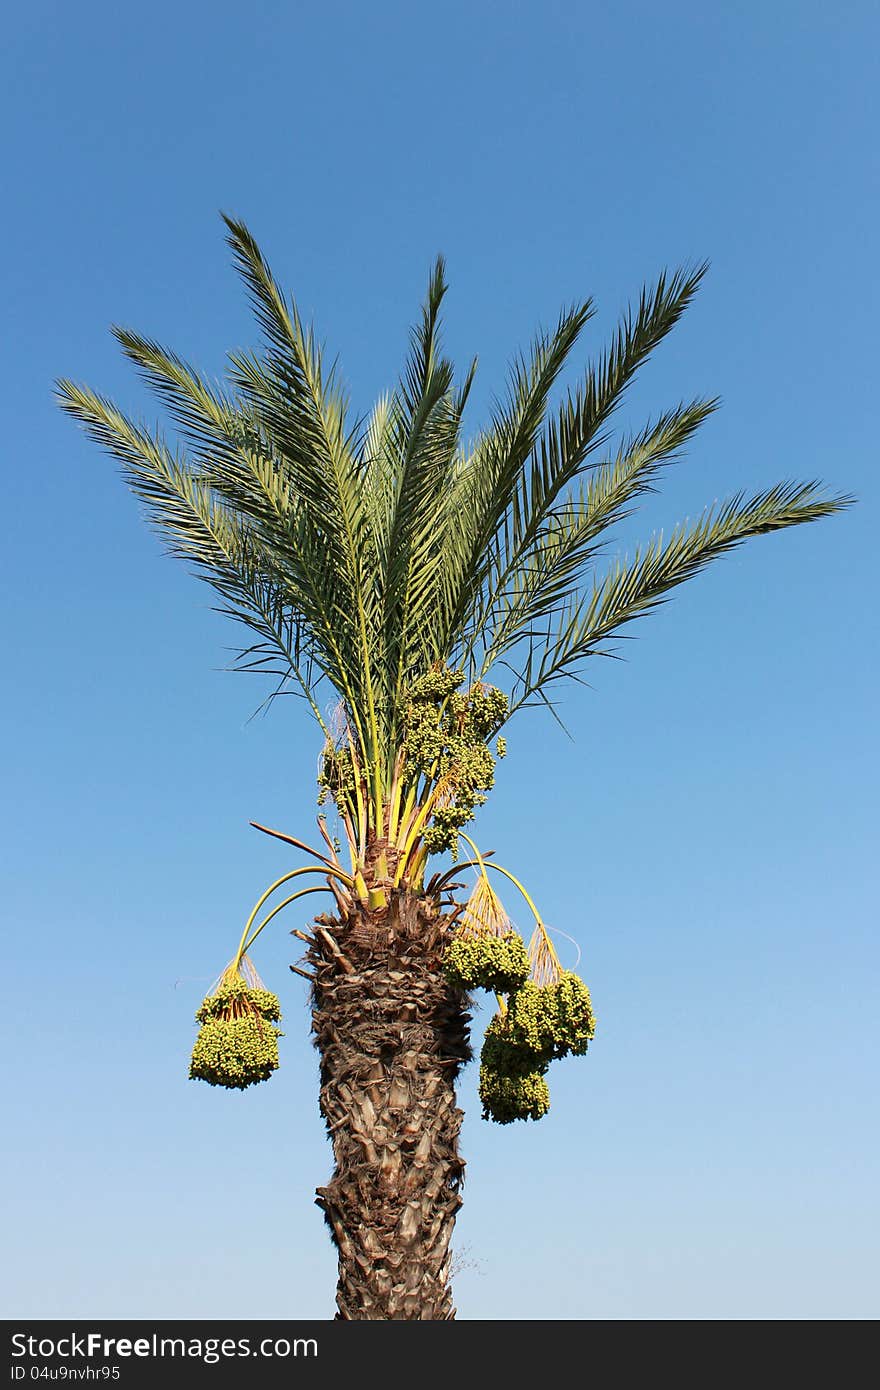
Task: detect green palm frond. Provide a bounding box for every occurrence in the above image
[476,397,719,672]
[428,300,595,667]
[106,328,368,713]
[457,266,710,668]
[506,480,853,715]
[358,391,399,558]
[54,381,331,730]
[58,217,853,825]
[221,215,365,568]
[221,218,391,778]
[381,257,460,706]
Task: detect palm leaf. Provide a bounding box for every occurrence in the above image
[54,381,331,729]
[428,301,594,670]
[59,219,853,803]
[507,480,854,714]
[477,397,718,672]
[459,266,710,667]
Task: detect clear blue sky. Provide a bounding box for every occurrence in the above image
[2,0,877,1321]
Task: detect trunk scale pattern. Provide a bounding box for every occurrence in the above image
[305,889,471,1320]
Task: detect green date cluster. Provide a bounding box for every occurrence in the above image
[479,1067,551,1124]
[478,971,595,1124]
[189,978,283,1089]
[506,975,595,1059]
[443,928,595,1124]
[404,667,508,856]
[442,931,531,993]
[195,976,281,1023]
[317,741,356,808]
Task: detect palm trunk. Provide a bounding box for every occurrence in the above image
[304,888,471,1319]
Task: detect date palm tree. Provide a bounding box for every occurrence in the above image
[58,218,850,1319]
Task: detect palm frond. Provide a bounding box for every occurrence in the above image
[381,258,460,703]
[54,381,331,730]
[507,480,854,714]
[223,223,376,587]
[109,332,353,673]
[428,301,594,668]
[458,266,710,667]
[59,221,852,827]
[222,217,390,759]
[477,397,718,672]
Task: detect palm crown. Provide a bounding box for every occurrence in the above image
[58,217,850,900]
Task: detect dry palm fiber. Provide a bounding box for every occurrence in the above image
[190,960,283,1089]
[457,873,511,940]
[527,920,565,987]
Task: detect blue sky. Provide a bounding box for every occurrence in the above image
[2,0,877,1320]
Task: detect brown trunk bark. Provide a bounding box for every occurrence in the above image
[302,889,471,1319]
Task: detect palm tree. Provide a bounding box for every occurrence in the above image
[58,218,851,1320]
